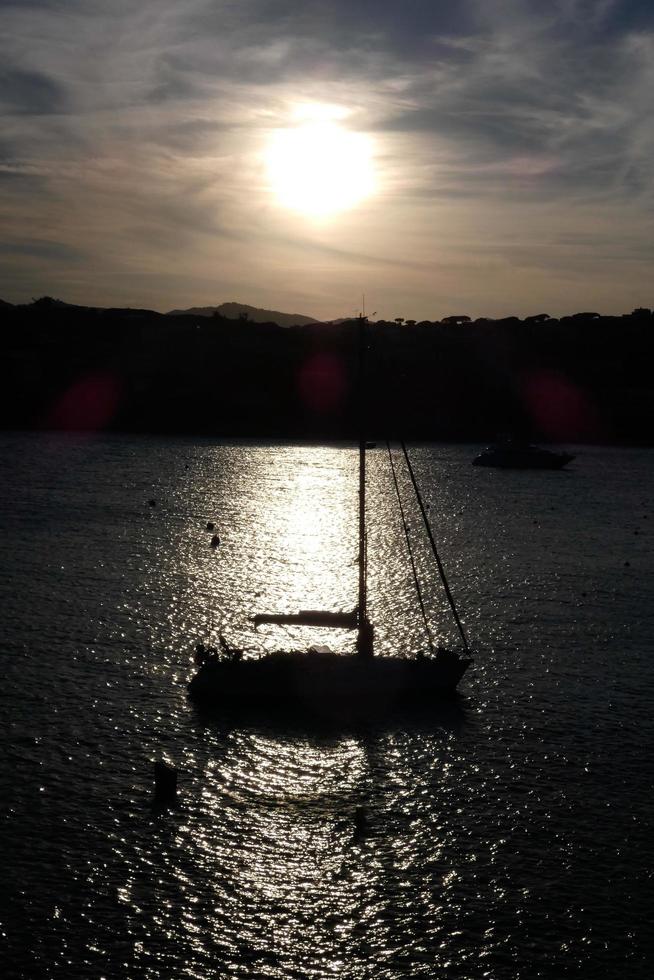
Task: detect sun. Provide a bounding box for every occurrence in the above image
[266,107,375,217]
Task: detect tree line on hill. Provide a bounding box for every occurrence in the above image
[1,297,653,443]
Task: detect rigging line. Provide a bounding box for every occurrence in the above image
[386,441,436,653]
[400,441,471,654]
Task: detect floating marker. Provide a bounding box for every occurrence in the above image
[210,534,220,548]
[207,522,215,531]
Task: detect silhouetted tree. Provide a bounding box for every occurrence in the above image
[525,313,550,323]
[442,315,471,325]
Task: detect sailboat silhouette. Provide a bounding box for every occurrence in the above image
[188,317,473,716]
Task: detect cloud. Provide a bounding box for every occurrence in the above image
[0,0,652,315]
[0,238,82,262]
[0,68,68,115]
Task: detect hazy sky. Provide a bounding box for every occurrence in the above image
[1,0,653,320]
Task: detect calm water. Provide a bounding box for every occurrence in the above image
[1,434,653,979]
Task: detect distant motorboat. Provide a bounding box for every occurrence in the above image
[473,440,574,469]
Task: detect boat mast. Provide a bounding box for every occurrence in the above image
[356,312,374,657]
[358,314,366,623]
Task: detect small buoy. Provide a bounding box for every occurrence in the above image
[624,561,630,567]
[153,760,177,806]
[206,522,215,531]
[581,592,587,597]
[149,499,157,508]
[634,530,639,535]
[210,534,220,548]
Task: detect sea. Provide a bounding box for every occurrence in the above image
[1,433,652,979]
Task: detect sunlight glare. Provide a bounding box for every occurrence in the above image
[266,108,375,217]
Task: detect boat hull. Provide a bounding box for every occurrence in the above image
[188,650,471,717]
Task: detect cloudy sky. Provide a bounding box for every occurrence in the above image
[1,0,653,319]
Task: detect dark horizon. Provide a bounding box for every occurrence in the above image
[3,298,653,445]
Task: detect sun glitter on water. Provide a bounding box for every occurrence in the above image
[266,104,375,217]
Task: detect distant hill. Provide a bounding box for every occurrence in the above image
[1,296,163,317]
[166,301,319,327]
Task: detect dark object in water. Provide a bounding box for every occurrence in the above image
[149,498,157,507]
[206,521,215,531]
[473,440,574,469]
[153,760,177,805]
[210,534,220,548]
[353,806,368,836]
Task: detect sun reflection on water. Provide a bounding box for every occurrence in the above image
[131,442,473,665]
[150,445,360,656]
[163,730,382,976]
[146,725,464,976]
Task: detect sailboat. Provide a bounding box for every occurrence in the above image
[188,318,473,715]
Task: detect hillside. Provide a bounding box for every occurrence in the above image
[2,302,653,442]
[166,302,319,327]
